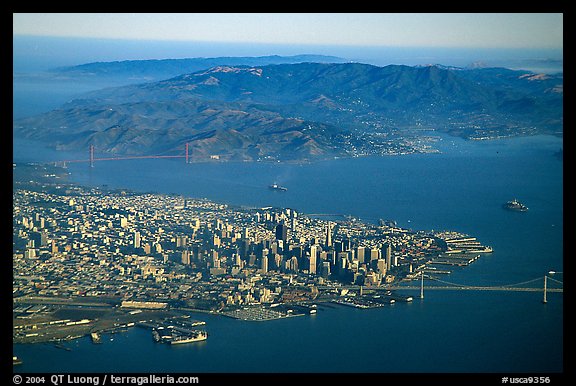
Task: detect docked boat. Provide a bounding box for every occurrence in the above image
[90,332,102,344]
[269,183,288,191]
[503,199,528,212]
[169,331,207,345]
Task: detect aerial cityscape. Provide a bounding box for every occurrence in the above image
[14,161,496,343]
[13,13,563,378]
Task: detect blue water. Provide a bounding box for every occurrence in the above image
[12,292,563,373]
[12,133,563,373]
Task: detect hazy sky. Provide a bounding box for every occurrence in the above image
[13,13,563,49]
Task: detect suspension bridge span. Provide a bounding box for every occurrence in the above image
[56,144,191,167]
[323,274,563,303]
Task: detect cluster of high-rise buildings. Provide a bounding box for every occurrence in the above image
[13,183,449,310]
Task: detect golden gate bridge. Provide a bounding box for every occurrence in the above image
[55,143,192,168]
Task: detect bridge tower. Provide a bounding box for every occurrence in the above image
[89,144,95,168]
[543,275,548,304]
[185,143,189,164]
[420,271,425,299]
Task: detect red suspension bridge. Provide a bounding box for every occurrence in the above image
[56,144,191,167]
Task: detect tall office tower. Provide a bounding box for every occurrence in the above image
[181,250,191,265]
[334,241,343,254]
[25,248,37,259]
[338,253,348,277]
[261,254,268,273]
[377,258,387,275]
[321,261,331,278]
[309,244,318,275]
[40,231,49,247]
[234,253,243,267]
[270,241,278,255]
[356,246,366,264]
[342,238,351,252]
[29,231,43,247]
[325,222,333,248]
[275,223,288,242]
[133,231,141,249]
[274,253,282,271]
[289,256,299,272]
[385,243,392,270]
[176,235,188,248]
[370,248,380,262]
[212,251,220,268]
[239,239,250,259]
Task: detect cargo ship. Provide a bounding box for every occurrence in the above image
[503,199,528,212]
[169,331,207,345]
[269,183,288,191]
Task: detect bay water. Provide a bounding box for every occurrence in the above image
[12,132,563,373]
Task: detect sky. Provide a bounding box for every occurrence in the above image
[12,13,564,74]
[13,13,563,49]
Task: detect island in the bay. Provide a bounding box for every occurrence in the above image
[13,163,492,345]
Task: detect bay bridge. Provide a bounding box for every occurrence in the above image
[329,272,563,304]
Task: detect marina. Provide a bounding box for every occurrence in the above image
[219,303,316,321]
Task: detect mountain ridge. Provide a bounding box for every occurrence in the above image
[14,62,563,162]
[48,54,350,83]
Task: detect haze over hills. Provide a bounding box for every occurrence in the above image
[44,55,350,83]
[14,60,563,162]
